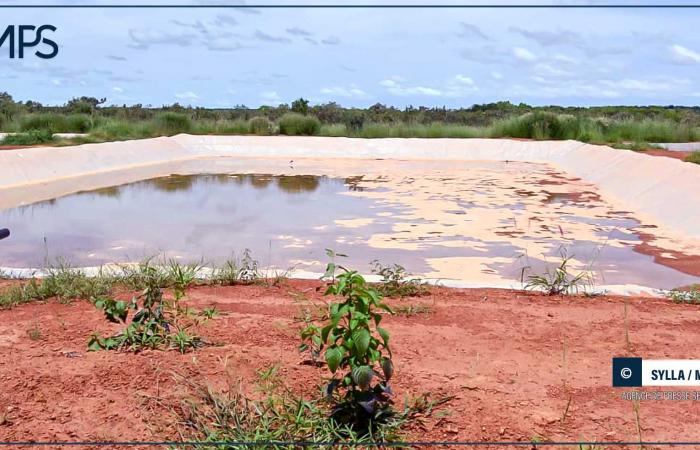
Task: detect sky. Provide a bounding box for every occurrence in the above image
[1,1,700,108]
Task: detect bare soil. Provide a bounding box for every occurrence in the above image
[1,280,699,449]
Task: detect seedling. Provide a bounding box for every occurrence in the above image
[300,251,395,433]
[370,260,429,298]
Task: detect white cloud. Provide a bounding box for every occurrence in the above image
[669,44,700,65]
[534,63,572,77]
[379,75,478,98]
[260,91,282,105]
[491,71,503,80]
[112,86,124,93]
[175,91,200,100]
[513,47,537,62]
[319,85,368,98]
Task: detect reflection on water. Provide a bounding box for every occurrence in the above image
[1,167,699,290]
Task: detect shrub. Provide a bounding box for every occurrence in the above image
[278,113,321,136]
[491,111,572,140]
[686,151,700,165]
[20,113,67,132]
[248,116,273,135]
[65,114,92,133]
[300,251,395,432]
[153,112,192,135]
[0,130,54,146]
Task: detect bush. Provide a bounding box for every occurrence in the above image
[278,113,321,136]
[686,151,700,165]
[153,112,192,135]
[65,114,92,133]
[0,130,54,145]
[248,116,273,135]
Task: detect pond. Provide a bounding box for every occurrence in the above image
[1,160,698,290]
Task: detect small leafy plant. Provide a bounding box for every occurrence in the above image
[667,288,700,304]
[213,249,261,285]
[88,266,203,353]
[300,250,395,433]
[524,251,588,296]
[370,260,428,298]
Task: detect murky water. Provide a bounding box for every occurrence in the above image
[1,161,698,290]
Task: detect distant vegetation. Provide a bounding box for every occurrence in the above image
[1,92,700,156]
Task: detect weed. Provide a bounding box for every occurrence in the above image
[167,259,200,302]
[667,288,700,304]
[199,306,220,320]
[370,260,428,298]
[88,266,203,353]
[524,251,588,295]
[27,323,42,341]
[93,296,133,323]
[300,253,395,434]
[394,304,432,316]
[212,249,261,285]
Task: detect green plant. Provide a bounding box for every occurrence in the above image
[370,260,428,298]
[299,251,395,433]
[0,130,55,145]
[167,260,200,302]
[93,296,133,323]
[524,251,588,295]
[686,151,700,165]
[667,288,700,304]
[212,249,261,285]
[200,306,220,320]
[394,304,432,316]
[248,116,273,135]
[27,323,42,341]
[88,266,203,353]
[278,113,321,136]
[153,112,192,135]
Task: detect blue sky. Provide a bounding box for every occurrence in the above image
[1,2,700,107]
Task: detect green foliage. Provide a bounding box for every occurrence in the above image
[300,251,395,432]
[524,252,588,295]
[200,306,220,320]
[278,113,321,136]
[167,260,200,302]
[291,97,310,115]
[94,296,133,323]
[153,112,192,135]
[686,151,700,165]
[370,260,428,298]
[0,130,54,145]
[667,288,700,304]
[248,116,273,135]
[174,377,417,446]
[88,266,203,353]
[20,113,92,133]
[212,249,261,285]
[394,304,433,316]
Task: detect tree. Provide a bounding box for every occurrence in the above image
[291,97,309,115]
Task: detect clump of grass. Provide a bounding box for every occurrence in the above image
[166,259,201,302]
[394,304,433,316]
[524,251,589,296]
[0,130,54,145]
[248,116,273,135]
[685,151,700,165]
[0,263,114,308]
[371,260,429,298]
[212,249,261,285]
[20,113,92,133]
[153,112,192,135]
[278,113,321,136]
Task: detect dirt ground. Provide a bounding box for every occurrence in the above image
[1,280,699,449]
